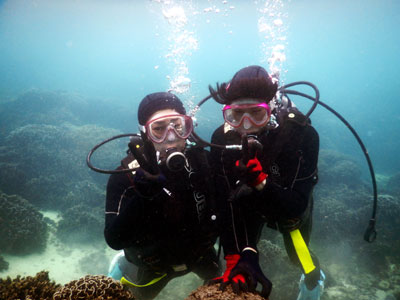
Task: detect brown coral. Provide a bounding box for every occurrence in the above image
[186,283,267,300]
[0,192,48,255]
[52,275,134,300]
[0,270,60,300]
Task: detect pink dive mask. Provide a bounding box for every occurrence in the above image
[222,102,271,129]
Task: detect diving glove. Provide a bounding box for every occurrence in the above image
[130,133,166,197]
[133,168,166,197]
[297,270,325,300]
[235,134,267,190]
[209,254,246,293]
[229,248,272,298]
[235,157,267,188]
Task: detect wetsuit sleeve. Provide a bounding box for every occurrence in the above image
[257,125,319,219]
[104,169,146,250]
[210,126,246,256]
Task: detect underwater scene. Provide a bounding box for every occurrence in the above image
[0,0,399,299]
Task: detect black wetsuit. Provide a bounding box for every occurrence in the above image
[210,107,321,288]
[104,147,220,300]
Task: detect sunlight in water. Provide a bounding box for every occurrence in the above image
[257,0,288,82]
[155,1,198,94]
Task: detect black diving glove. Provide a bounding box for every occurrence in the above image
[229,248,272,298]
[130,133,166,198]
[133,168,166,198]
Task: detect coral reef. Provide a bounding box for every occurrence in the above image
[0,192,48,255]
[0,123,120,210]
[256,238,299,300]
[0,89,399,300]
[186,283,266,300]
[0,90,137,252]
[318,149,362,186]
[56,204,104,244]
[385,172,400,197]
[312,171,400,272]
[0,90,134,138]
[258,239,287,266]
[0,272,134,300]
[0,271,60,300]
[321,260,400,300]
[357,193,400,268]
[312,184,369,245]
[53,274,134,300]
[0,256,8,272]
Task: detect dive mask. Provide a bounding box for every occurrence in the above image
[141,114,193,144]
[222,102,271,129]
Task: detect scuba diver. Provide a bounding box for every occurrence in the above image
[103,92,221,300]
[207,65,325,300]
[87,64,377,300]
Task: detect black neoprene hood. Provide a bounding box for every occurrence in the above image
[138,92,186,125]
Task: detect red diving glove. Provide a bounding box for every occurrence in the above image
[229,248,273,298]
[210,254,246,292]
[235,157,267,187]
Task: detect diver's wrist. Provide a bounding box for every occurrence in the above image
[255,178,266,191]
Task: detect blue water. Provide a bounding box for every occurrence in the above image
[1,0,399,173]
[1,1,400,297]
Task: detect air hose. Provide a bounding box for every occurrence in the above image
[192,81,377,242]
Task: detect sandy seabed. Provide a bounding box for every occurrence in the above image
[0,210,201,300]
[0,210,118,285]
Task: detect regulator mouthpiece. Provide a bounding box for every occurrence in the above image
[165,148,186,172]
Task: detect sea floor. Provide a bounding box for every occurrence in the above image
[1,211,399,300]
[0,210,202,299]
[0,211,117,284]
